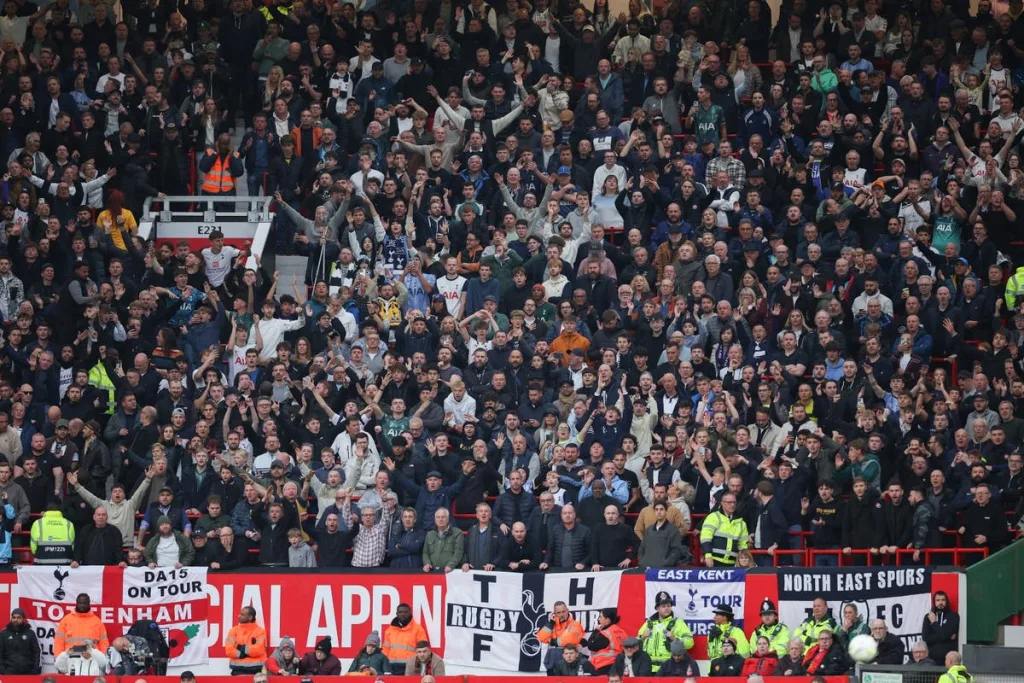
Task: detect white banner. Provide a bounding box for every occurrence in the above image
[644,568,746,635]
[122,567,210,666]
[17,566,209,667]
[18,566,105,664]
[777,567,933,662]
[444,570,622,672]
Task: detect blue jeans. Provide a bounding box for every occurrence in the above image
[815,551,839,567]
[247,171,266,197]
[787,524,804,565]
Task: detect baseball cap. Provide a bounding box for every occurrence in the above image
[557,165,572,175]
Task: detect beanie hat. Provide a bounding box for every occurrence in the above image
[364,631,380,648]
[157,515,172,528]
[670,639,687,655]
[317,636,334,655]
[278,637,295,650]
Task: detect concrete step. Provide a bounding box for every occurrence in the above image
[270,255,308,299]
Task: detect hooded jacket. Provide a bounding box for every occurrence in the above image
[922,604,960,663]
[264,638,300,674]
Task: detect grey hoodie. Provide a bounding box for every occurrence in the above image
[0,480,30,525]
[288,540,318,567]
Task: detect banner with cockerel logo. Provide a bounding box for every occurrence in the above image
[17,566,209,667]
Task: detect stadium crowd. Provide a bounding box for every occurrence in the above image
[0,0,1019,575]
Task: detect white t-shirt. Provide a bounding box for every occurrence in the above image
[436,275,466,315]
[988,68,1010,112]
[202,245,240,287]
[253,451,292,477]
[898,198,930,236]
[229,341,256,384]
[155,535,180,567]
[95,72,126,96]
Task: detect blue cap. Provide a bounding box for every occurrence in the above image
[557,165,572,175]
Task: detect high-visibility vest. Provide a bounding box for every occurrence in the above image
[30,510,75,564]
[699,510,749,565]
[939,665,973,683]
[537,616,585,648]
[1006,267,1024,309]
[639,614,695,670]
[706,623,750,660]
[589,624,627,670]
[794,615,839,652]
[202,150,237,194]
[751,621,791,658]
[382,620,427,665]
[225,622,268,670]
[88,363,116,415]
[54,611,109,655]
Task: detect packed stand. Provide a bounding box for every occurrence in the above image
[0,0,1020,574]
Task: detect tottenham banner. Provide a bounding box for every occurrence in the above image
[644,568,746,635]
[444,570,622,672]
[777,567,933,661]
[18,566,210,667]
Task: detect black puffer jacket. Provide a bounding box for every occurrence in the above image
[0,621,41,674]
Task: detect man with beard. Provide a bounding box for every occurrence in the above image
[922,591,959,663]
[0,608,40,674]
[878,480,913,557]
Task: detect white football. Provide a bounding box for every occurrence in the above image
[848,634,878,663]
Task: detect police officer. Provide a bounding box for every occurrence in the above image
[699,492,749,566]
[637,591,695,672]
[706,605,750,660]
[750,599,791,657]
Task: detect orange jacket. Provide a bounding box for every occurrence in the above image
[589,623,627,670]
[226,622,268,668]
[54,611,109,655]
[537,615,585,648]
[382,619,427,665]
[550,331,590,364]
[289,126,323,157]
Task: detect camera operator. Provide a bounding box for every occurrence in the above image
[106,637,147,675]
[54,640,108,675]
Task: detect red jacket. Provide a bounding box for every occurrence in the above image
[741,653,779,676]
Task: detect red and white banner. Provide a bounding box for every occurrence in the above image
[17,567,209,667]
[0,568,964,672]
